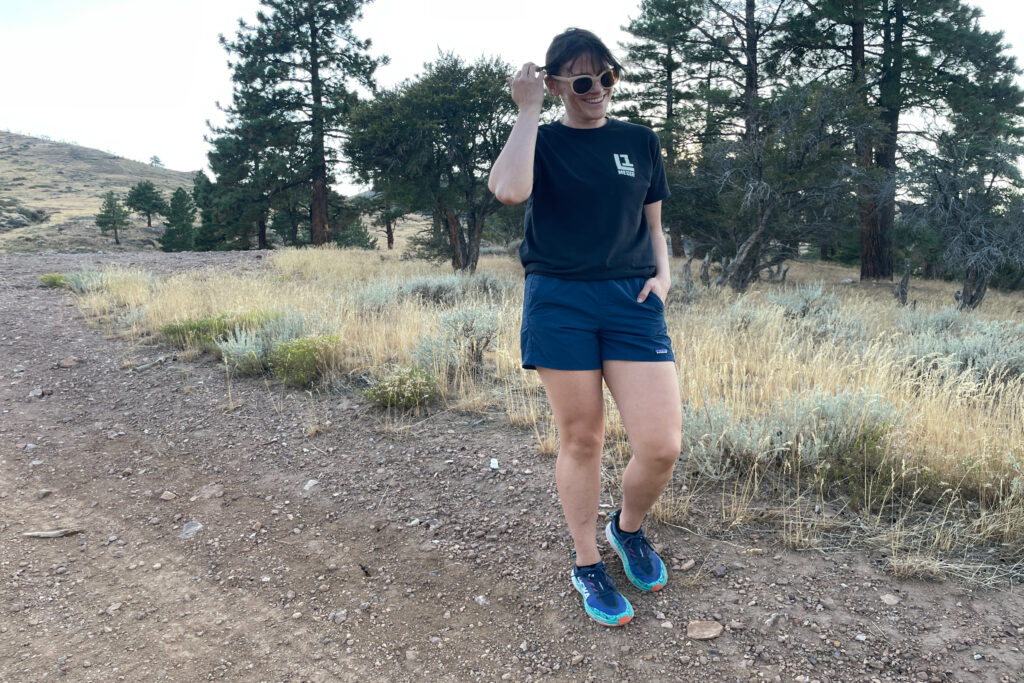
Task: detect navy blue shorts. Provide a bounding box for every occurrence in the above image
[520,274,675,371]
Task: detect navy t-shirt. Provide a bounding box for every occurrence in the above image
[519,118,670,280]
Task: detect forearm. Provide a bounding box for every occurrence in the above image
[488,106,541,205]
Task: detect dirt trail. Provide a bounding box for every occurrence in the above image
[2,252,1023,682]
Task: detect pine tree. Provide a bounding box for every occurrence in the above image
[95,192,130,245]
[220,0,384,245]
[159,188,197,252]
[345,54,518,272]
[783,0,1024,279]
[125,180,168,227]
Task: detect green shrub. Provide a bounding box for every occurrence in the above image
[39,273,68,288]
[363,366,440,410]
[160,310,277,354]
[269,335,338,388]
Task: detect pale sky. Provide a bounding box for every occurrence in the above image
[0,0,1021,187]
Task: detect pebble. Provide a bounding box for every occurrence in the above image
[680,559,696,571]
[712,565,728,578]
[475,595,489,606]
[36,489,53,500]
[57,356,79,368]
[571,653,584,666]
[881,593,901,606]
[160,491,177,501]
[686,620,723,640]
[660,621,673,629]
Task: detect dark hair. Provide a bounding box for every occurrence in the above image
[543,27,622,78]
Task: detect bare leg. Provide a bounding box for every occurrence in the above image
[602,361,682,533]
[536,368,605,566]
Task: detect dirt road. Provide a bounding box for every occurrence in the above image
[2,252,1022,682]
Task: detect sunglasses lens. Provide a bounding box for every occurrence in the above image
[572,77,593,95]
[601,68,619,88]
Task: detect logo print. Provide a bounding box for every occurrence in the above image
[613,154,635,177]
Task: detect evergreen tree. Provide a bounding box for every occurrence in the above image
[95,191,130,245]
[783,0,1024,279]
[159,187,197,252]
[124,180,168,227]
[344,54,518,272]
[220,0,385,245]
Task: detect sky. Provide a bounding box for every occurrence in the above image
[1,0,1022,187]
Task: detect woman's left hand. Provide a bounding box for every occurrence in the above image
[637,276,670,304]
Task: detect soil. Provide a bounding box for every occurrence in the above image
[2,251,1023,683]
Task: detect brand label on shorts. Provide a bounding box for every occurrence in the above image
[655,348,668,354]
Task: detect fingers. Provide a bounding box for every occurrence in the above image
[636,283,652,303]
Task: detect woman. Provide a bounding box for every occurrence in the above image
[488,28,682,627]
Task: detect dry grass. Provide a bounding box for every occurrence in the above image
[64,246,1024,584]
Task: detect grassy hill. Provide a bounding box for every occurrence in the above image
[0,131,197,253]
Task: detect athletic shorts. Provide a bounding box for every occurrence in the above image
[520,274,675,371]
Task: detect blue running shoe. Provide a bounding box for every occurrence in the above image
[571,561,633,627]
[605,509,668,592]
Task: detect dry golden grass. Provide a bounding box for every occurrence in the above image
[65,246,1024,583]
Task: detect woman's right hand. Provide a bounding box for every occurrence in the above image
[507,62,545,113]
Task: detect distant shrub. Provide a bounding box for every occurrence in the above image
[63,269,107,294]
[893,308,1024,381]
[160,310,277,354]
[401,275,464,305]
[269,335,339,388]
[400,273,514,307]
[39,273,67,288]
[351,281,400,314]
[363,366,440,411]
[766,281,839,319]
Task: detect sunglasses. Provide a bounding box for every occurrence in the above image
[545,67,620,95]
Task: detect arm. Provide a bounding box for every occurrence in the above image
[488,62,545,205]
[637,201,672,303]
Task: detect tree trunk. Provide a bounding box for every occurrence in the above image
[114,226,120,245]
[743,0,759,143]
[385,218,395,249]
[146,213,152,228]
[467,213,485,274]
[308,19,329,246]
[441,203,467,271]
[956,267,988,311]
[257,212,268,250]
[861,0,902,281]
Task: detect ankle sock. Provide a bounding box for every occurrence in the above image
[615,514,640,536]
[575,561,601,572]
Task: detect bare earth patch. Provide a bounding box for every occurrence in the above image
[2,251,1023,682]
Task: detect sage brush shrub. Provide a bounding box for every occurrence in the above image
[216,325,268,377]
[363,366,440,410]
[351,281,400,314]
[400,273,514,306]
[681,389,899,479]
[269,335,338,388]
[766,282,839,320]
[895,312,1024,380]
[412,306,499,380]
[63,270,107,294]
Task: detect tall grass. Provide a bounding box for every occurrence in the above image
[63,246,1024,584]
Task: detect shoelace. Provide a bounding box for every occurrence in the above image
[577,568,616,597]
[620,528,653,562]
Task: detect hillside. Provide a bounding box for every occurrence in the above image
[0,131,197,253]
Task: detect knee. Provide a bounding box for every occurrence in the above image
[559,427,604,461]
[637,433,681,470]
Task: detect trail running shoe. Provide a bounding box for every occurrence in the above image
[571,561,633,627]
[605,509,668,592]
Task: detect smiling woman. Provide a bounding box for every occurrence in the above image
[488,27,679,629]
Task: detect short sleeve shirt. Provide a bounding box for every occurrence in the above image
[519,118,669,280]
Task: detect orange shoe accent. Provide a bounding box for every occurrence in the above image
[651,583,664,591]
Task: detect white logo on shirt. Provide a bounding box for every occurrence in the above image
[613,154,635,177]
